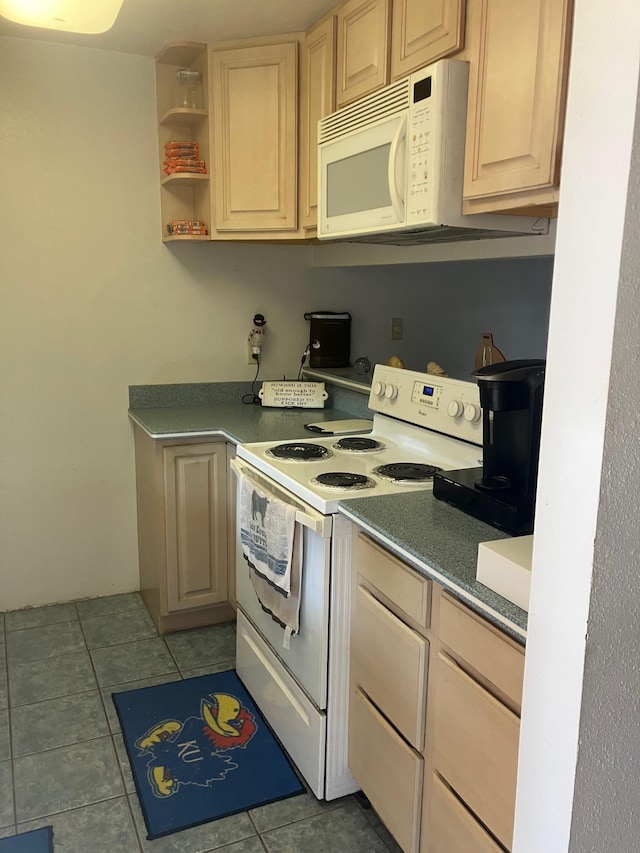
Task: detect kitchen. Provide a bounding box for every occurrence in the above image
[0,1,639,852]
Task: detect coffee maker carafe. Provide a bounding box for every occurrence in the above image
[433,359,545,535]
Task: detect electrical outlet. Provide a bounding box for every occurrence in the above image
[390,317,403,340]
[247,341,258,364]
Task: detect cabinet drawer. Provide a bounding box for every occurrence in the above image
[439,594,524,711]
[433,652,520,850]
[355,533,431,627]
[352,584,428,748]
[426,774,503,853]
[349,687,423,853]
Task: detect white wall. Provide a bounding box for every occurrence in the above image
[513,3,640,850]
[0,35,554,611]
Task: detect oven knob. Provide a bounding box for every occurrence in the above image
[447,400,463,418]
[384,384,398,400]
[464,403,481,423]
[373,381,386,397]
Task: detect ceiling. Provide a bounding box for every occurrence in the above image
[0,0,338,58]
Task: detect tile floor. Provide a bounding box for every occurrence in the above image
[0,593,401,852]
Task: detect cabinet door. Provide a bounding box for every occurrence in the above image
[352,583,428,749]
[349,687,423,853]
[391,0,465,80]
[463,0,572,212]
[425,774,503,853]
[432,651,520,850]
[336,0,390,108]
[212,42,298,231]
[163,442,228,612]
[301,16,336,230]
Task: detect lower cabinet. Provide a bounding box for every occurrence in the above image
[133,425,235,633]
[349,531,525,853]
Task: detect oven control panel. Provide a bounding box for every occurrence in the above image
[369,365,482,444]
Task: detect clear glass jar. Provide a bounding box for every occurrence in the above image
[174,69,203,110]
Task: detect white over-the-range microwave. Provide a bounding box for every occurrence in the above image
[318,59,549,244]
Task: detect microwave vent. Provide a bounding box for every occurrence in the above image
[318,78,410,144]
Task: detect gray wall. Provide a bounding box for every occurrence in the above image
[309,257,554,380]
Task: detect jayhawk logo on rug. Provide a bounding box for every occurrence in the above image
[134,692,257,798]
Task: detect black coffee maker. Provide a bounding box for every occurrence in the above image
[433,359,546,535]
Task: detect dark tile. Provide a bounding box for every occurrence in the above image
[18,796,141,853]
[14,736,123,822]
[165,623,236,671]
[0,761,13,828]
[8,651,97,707]
[129,794,257,853]
[0,827,15,839]
[261,799,389,852]
[6,621,85,666]
[249,789,339,833]
[5,603,78,632]
[81,609,157,649]
[102,673,183,734]
[76,593,148,620]
[180,661,235,680]
[213,840,265,853]
[362,804,403,852]
[91,638,178,688]
[0,711,8,762]
[11,691,108,757]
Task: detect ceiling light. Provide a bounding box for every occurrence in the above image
[0,0,125,34]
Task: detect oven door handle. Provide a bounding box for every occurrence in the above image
[230,457,332,539]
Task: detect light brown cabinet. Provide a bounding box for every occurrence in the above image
[155,42,211,242]
[349,531,525,853]
[133,426,234,634]
[336,0,391,108]
[462,0,573,215]
[300,15,337,231]
[211,40,300,234]
[391,0,465,80]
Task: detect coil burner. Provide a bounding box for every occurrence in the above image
[267,443,333,461]
[371,462,442,482]
[310,472,376,491]
[332,437,386,453]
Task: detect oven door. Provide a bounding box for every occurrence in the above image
[231,459,332,709]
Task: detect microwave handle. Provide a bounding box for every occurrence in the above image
[387,114,407,222]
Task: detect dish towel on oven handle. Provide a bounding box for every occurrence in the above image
[238,468,302,648]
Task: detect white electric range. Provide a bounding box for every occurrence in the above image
[232,365,483,801]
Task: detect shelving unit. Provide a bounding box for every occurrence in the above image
[155,42,211,242]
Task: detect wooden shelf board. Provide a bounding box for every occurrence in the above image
[160,107,208,127]
[161,173,209,188]
[162,234,211,243]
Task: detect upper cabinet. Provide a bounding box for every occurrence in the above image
[211,41,299,234]
[155,42,211,242]
[335,0,391,108]
[462,0,573,215]
[301,15,337,232]
[391,0,466,80]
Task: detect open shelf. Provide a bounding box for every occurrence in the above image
[160,107,208,128]
[162,234,211,243]
[161,173,209,188]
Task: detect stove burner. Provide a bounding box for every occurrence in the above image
[372,462,442,482]
[267,443,333,461]
[332,437,386,453]
[310,472,376,491]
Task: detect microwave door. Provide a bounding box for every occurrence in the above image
[319,114,407,239]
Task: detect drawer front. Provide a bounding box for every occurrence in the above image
[439,594,524,711]
[349,687,423,853]
[235,609,326,799]
[352,583,428,748]
[426,774,503,853]
[355,533,431,627]
[433,652,520,850]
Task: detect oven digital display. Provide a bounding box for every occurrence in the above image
[412,381,442,407]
